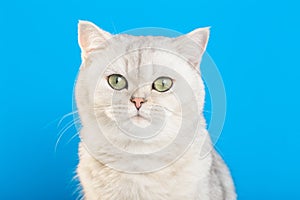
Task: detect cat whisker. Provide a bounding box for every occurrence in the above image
[110,19,118,34]
[203,109,212,114]
[161,107,182,117]
[57,110,79,128]
[93,107,107,111]
[55,118,81,152]
[67,130,81,145]
[58,117,80,135]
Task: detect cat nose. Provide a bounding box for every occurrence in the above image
[130,97,146,110]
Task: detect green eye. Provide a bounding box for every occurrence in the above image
[107,74,128,90]
[153,77,173,92]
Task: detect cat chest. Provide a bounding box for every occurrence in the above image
[96,168,199,200]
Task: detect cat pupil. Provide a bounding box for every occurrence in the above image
[116,77,121,84]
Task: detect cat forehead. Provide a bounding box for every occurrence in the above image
[101,37,191,75]
[103,48,191,79]
[117,34,174,49]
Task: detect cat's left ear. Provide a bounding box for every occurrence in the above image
[78,20,112,59]
[176,27,210,67]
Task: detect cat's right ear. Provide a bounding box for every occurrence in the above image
[78,20,112,59]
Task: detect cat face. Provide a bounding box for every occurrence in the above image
[75,21,209,166]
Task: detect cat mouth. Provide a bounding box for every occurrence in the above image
[132,113,149,120]
[130,113,152,126]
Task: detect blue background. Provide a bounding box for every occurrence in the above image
[1,0,299,199]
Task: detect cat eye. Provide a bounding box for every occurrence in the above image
[107,74,128,90]
[152,77,173,92]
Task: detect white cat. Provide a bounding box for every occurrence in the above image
[75,20,236,200]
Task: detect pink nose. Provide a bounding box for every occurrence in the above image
[130,97,146,110]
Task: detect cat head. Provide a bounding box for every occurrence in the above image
[75,21,209,170]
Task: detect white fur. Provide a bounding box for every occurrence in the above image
[75,20,236,200]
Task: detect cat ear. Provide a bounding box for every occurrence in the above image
[187,27,210,55]
[176,27,210,67]
[78,20,112,59]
